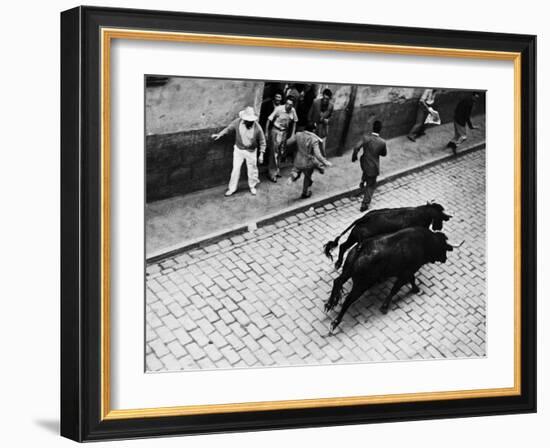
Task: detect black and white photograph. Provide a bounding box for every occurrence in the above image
[145,76,487,372]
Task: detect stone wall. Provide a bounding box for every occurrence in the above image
[146,78,485,202]
[146,77,264,201]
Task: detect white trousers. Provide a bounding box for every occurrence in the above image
[228,145,259,192]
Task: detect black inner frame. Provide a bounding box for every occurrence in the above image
[60,6,536,442]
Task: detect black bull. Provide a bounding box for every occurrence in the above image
[323,203,452,269]
[325,227,461,333]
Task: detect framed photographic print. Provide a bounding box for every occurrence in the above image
[60,6,536,442]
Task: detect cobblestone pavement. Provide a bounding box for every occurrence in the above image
[146,150,486,372]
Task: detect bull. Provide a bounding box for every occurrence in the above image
[323,202,452,269]
[325,227,462,333]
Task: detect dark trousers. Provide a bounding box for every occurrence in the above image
[291,167,314,196]
[407,107,429,139]
[301,168,313,195]
[361,174,378,207]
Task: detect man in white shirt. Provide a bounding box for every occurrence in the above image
[265,97,298,182]
[212,106,266,196]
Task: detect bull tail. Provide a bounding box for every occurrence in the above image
[323,239,340,260]
[323,212,371,260]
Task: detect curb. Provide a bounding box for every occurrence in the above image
[147,142,485,263]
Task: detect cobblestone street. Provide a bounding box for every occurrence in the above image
[146,149,486,372]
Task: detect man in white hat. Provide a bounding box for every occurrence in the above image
[212,106,266,196]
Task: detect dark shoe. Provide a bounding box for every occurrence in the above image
[275,173,282,178]
[447,141,457,149]
[360,204,369,212]
[447,141,458,155]
[301,191,312,199]
[269,177,277,183]
[316,167,325,175]
[407,135,416,142]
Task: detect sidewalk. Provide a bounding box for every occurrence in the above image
[146,115,486,259]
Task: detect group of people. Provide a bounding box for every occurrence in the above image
[407,88,481,154]
[211,86,480,211]
[212,87,335,199]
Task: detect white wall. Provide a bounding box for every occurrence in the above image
[0,0,546,447]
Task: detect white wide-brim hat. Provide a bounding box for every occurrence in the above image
[239,106,258,122]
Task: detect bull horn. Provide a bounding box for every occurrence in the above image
[448,240,465,248]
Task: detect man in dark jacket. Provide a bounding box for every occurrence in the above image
[447,92,480,154]
[351,120,387,212]
[259,90,283,131]
[308,88,334,156]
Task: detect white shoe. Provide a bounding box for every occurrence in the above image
[224,190,234,197]
[250,187,257,195]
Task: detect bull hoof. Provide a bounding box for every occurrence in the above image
[379,305,389,315]
[334,262,342,270]
[411,286,420,294]
[324,303,332,313]
[330,320,339,333]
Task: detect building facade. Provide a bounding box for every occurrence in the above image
[146,77,483,201]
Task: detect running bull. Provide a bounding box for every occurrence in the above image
[323,202,452,269]
[324,227,463,333]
